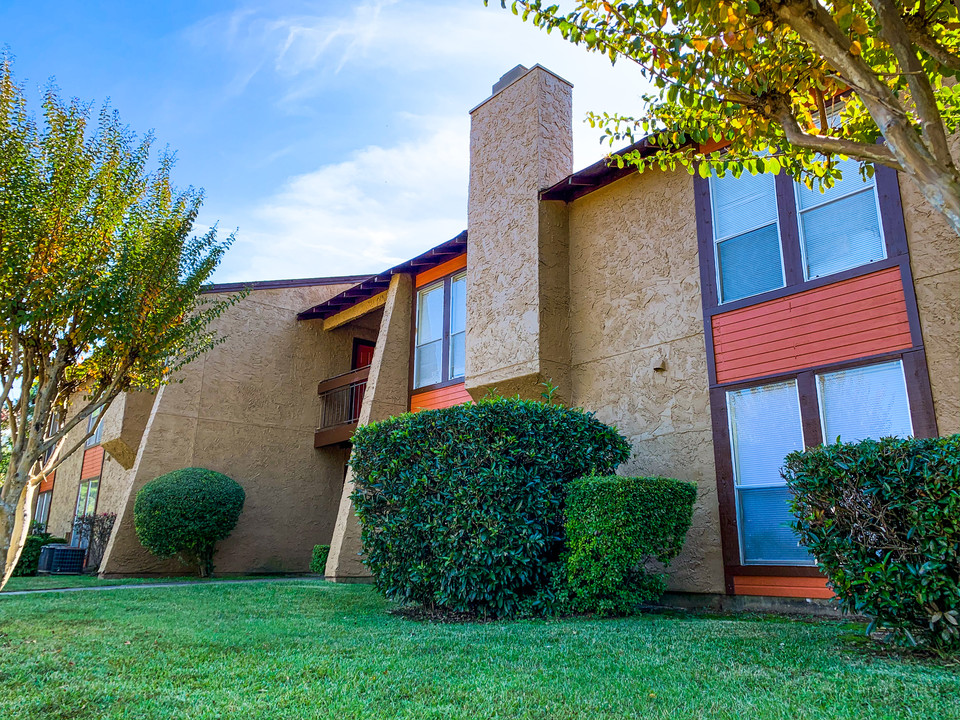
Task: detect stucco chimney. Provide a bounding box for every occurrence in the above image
[465,64,573,401]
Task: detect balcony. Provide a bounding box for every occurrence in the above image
[314,366,370,448]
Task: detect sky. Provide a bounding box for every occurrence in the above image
[1,0,652,282]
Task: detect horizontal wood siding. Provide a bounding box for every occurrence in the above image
[733,575,833,599]
[38,471,55,493]
[712,267,912,384]
[410,383,473,412]
[80,446,104,480]
[415,254,466,288]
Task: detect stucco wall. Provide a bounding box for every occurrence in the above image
[100,281,368,576]
[900,170,960,435]
[466,65,574,400]
[567,167,725,594]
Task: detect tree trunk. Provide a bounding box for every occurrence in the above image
[0,464,35,591]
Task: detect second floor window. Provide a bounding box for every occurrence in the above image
[86,407,103,447]
[710,157,885,304]
[414,271,466,389]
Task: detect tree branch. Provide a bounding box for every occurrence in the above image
[775,104,904,169]
[906,22,960,71]
[873,0,956,171]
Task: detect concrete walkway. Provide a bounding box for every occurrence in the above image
[0,576,326,597]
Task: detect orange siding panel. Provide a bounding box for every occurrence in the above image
[713,268,913,384]
[410,383,473,412]
[38,471,55,493]
[80,446,104,480]
[415,254,467,288]
[733,575,834,599]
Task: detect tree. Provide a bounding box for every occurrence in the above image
[0,54,240,589]
[492,1,960,236]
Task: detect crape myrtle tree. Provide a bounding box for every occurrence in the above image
[0,54,240,590]
[490,1,960,236]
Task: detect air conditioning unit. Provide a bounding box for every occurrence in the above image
[37,545,86,575]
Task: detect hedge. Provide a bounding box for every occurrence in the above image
[134,468,245,577]
[310,544,330,574]
[565,476,697,615]
[783,435,960,648]
[350,398,631,617]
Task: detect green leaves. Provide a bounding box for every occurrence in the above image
[350,398,631,618]
[783,435,960,649]
[565,476,696,615]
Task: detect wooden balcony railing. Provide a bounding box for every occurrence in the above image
[314,366,370,448]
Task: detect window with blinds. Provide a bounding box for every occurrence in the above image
[449,273,466,379]
[710,171,785,303]
[726,380,814,566]
[414,283,444,388]
[817,360,913,444]
[796,157,885,280]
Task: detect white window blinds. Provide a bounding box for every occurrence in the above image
[711,171,785,303]
[817,360,913,444]
[727,380,814,566]
[796,157,885,280]
[414,284,444,388]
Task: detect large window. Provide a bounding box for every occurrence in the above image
[796,157,885,280]
[413,271,466,389]
[709,158,885,304]
[727,380,812,565]
[71,478,99,548]
[710,172,785,303]
[727,359,915,566]
[35,491,52,532]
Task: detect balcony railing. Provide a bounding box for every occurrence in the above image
[315,366,370,448]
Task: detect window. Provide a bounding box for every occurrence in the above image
[413,271,466,389]
[817,360,912,443]
[86,407,103,447]
[35,491,52,532]
[727,380,814,566]
[710,171,785,303]
[71,478,99,548]
[796,157,885,279]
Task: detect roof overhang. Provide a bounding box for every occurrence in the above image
[297,230,468,322]
[540,135,663,203]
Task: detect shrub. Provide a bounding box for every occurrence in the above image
[565,476,697,615]
[783,435,960,648]
[134,468,245,577]
[351,397,631,617]
[12,532,66,577]
[310,544,330,574]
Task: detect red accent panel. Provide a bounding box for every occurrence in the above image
[733,575,833,599]
[80,446,104,480]
[713,268,912,384]
[410,383,473,412]
[415,254,466,288]
[38,471,55,493]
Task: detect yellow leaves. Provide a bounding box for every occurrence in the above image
[692,37,709,53]
[850,16,868,35]
[850,40,861,56]
[658,6,669,27]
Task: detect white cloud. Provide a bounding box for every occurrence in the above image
[213,114,468,281]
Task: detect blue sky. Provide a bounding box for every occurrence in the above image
[2,1,651,282]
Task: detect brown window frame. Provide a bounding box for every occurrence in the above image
[695,165,940,591]
[410,270,467,394]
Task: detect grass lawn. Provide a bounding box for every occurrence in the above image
[0,581,956,720]
[1,575,210,592]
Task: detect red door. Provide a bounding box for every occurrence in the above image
[353,342,375,369]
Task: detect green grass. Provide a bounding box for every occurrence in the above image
[0,581,956,719]
[1,575,210,592]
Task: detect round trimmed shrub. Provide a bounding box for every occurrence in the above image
[134,468,245,577]
[565,476,697,615]
[784,435,960,648]
[350,397,631,618]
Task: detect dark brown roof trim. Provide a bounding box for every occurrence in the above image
[202,274,372,295]
[540,135,660,203]
[297,230,468,321]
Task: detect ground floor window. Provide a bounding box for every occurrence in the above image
[34,490,52,532]
[71,478,100,548]
[727,359,915,566]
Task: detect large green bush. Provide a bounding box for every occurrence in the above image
[350,398,631,617]
[784,435,960,648]
[310,544,330,574]
[565,476,697,615]
[134,468,245,577]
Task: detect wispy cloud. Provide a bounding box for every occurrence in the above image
[212,114,468,281]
